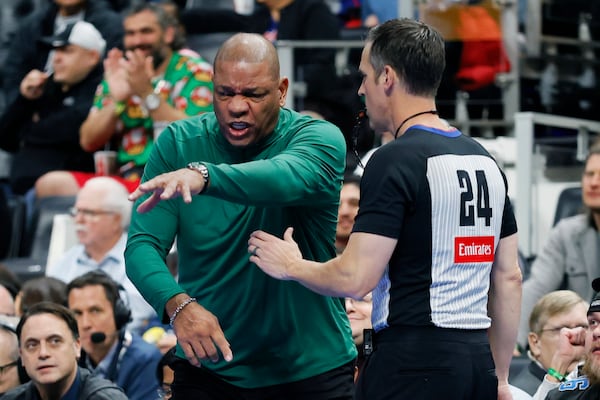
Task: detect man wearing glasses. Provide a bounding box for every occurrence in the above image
[511,290,588,395]
[45,176,155,333]
[0,319,21,395]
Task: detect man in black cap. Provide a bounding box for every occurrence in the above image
[0,20,105,196]
[533,278,600,399]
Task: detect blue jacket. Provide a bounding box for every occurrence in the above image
[82,331,161,400]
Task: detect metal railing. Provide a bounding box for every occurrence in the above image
[515,111,600,257]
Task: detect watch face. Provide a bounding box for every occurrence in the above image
[145,93,161,111]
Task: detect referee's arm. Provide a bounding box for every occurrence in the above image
[487,233,522,398]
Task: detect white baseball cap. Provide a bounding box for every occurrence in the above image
[41,21,106,55]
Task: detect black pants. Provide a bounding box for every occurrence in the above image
[355,326,498,400]
[170,359,354,400]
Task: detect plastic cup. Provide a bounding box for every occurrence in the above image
[94,150,118,176]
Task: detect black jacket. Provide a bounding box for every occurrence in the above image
[1,367,128,400]
[0,64,102,194]
[2,0,122,105]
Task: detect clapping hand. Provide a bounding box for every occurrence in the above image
[104,48,131,102]
[124,49,155,97]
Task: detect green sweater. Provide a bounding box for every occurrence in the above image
[125,108,356,388]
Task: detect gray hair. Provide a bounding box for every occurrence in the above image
[80,177,132,230]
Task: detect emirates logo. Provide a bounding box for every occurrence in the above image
[454,236,495,263]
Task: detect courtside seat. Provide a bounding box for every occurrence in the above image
[5,194,26,259]
[553,186,583,226]
[2,195,75,282]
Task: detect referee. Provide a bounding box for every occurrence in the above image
[249,18,522,400]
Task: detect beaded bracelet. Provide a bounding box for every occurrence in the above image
[169,297,196,327]
[547,368,566,382]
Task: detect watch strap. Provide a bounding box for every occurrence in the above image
[144,92,161,111]
[187,162,209,194]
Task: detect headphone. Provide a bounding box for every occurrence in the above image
[113,285,132,331]
[0,321,29,385]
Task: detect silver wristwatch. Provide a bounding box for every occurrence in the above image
[144,92,161,111]
[187,162,209,193]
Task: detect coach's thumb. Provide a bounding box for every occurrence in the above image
[283,227,294,242]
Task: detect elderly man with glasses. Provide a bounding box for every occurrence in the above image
[45,176,155,333]
[511,290,589,395]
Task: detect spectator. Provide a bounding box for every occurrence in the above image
[518,143,600,349]
[254,0,343,118]
[46,176,156,332]
[422,0,511,137]
[345,293,372,382]
[0,284,16,316]
[0,268,20,328]
[0,320,21,395]
[531,279,600,400]
[67,270,162,400]
[2,0,122,107]
[337,171,369,382]
[1,302,128,400]
[35,3,214,198]
[0,20,106,196]
[336,173,361,253]
[14,276,68,316]
[511,290,589,395]
[126,32,356,397]
[0,263,22,301]
[249,18,521,400]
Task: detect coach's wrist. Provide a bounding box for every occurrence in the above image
[166,294,194,322]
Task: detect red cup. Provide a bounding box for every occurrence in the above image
[94,151,118,176]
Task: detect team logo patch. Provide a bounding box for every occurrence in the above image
[454,236,494,263]
[559,377,589,391]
